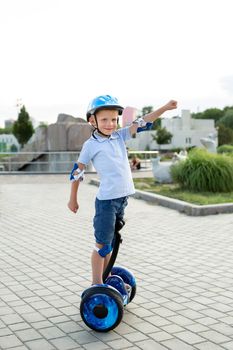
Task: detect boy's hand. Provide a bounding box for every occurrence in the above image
[163,100,177,111]
[68,199,79,213]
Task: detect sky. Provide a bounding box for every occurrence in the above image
[0,0,233,127]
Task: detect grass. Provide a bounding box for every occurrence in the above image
[0,154,8,159]
[133,177,233,205]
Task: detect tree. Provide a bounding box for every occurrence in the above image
[141,105,161,130]
[10,144,18,152]
[223,105,233,113]
[13,105,34,146]
[39,121,48,128]
[152,127,173,147]
[192,108,223,125]
[0,127,12,134]
[217,124,233,146]
[142,106,153,116]
[217,109,233,130]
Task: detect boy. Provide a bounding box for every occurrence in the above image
[68,95,177,285]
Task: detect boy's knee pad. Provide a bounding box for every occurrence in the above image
[94,244,112,257]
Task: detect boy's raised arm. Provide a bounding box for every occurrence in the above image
[129,100,177,135]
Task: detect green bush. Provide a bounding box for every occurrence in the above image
[171,148,233,192]
[217,144,233,154]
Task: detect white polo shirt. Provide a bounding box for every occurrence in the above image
[78,127,135,200]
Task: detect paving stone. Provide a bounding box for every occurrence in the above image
[124,331,148,342]
[210,322,233,336]
[57,321,83,333]
[21,312,46,323]
[151,307,175,318]
[177,309,203,320]
[131,322,161,334]
[8,322,31,331]
[185,323,209,333]
[167,315,193,326]
[15,328,42,342]
[219,316,233,325]
[50,336,81,349]
[196,317,219,326]
[149,331,173,342]
[144,315,171,327]
[195,342,226,350]
[1,314,24,325]
[175,330,205,344]
[70,330,99,344]
[29,300,51,309]
[107,338,134,349]
[25,338,55,350]
[161,324,185,333]
[0,334,23,348]
[82,341,109,350]
[0,327,13,336]
[162,338,197,350]
[0,306,15,316]
[200,330,231,343]
[58,306,80,316]
[200,308,226,319]
[38,326,66,339]
[49,315,71,324]
[39,308,62,318]
[13,305,35,314]
[136,339,168,349]
[94,331,121,342]
[32,320,54,329]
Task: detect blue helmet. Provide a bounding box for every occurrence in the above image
[86,95,124,121]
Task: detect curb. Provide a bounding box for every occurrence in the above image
[89,179,233,216]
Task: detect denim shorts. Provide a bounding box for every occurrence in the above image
[93,196,128,245]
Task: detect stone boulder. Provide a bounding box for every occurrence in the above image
[67,123,92,151]
[47,123,68,151]
[57,113,86,124]
[29,126,48,152]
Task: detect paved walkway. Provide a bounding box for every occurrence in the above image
[1,175,233,350]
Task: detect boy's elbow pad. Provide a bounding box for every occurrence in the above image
[70,163,85,182]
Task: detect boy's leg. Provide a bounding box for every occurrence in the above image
[103,252,111,272]
[91,244,105,285]
[92,199,116,285]
[91,197,128,285]
[91,247,112,284]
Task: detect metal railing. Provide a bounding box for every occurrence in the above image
[0,151,158,174]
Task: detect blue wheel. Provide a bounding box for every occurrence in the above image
[111,266,137,302]
[80,286,124,332]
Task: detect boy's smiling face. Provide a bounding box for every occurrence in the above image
[89,109,119,137]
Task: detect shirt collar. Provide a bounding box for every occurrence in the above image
[91,131,119,142]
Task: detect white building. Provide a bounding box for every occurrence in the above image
[4,119,15,129]
[126,109,218,151]
[0,134,20,152]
